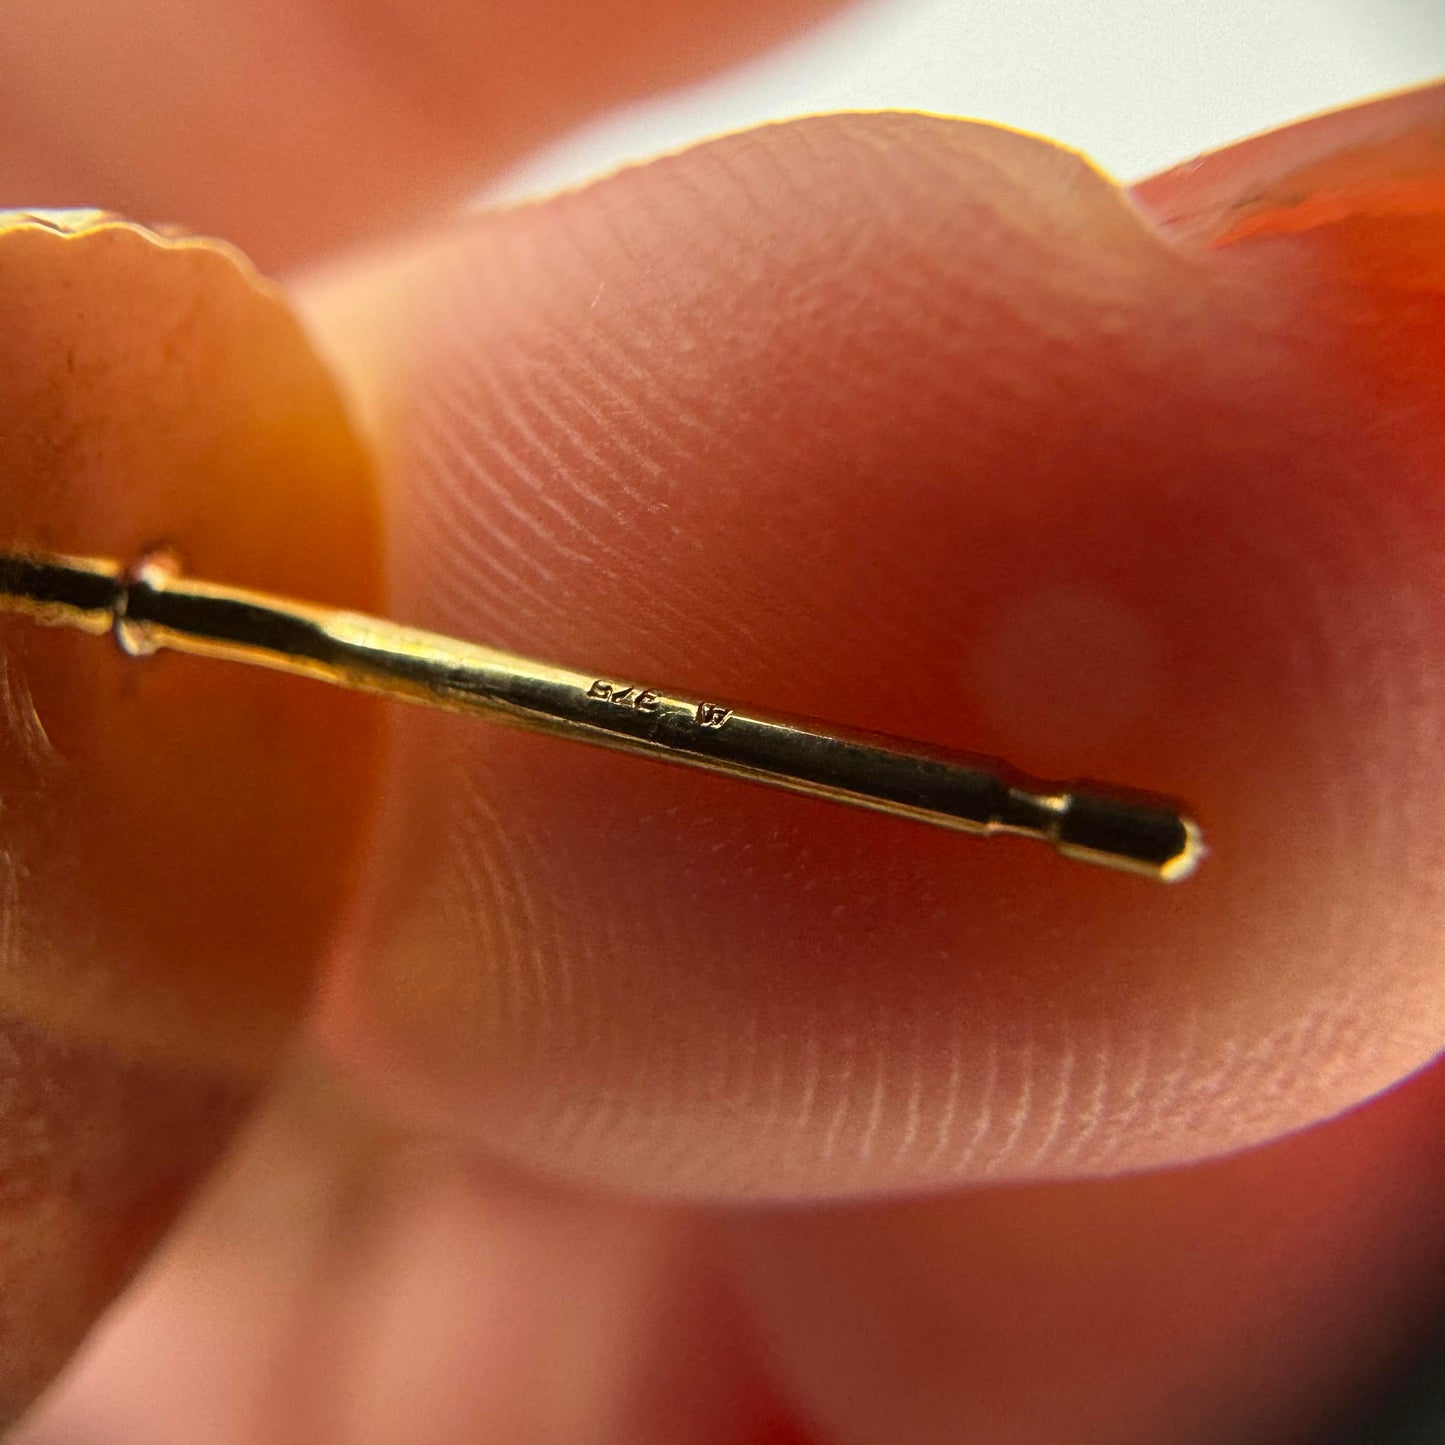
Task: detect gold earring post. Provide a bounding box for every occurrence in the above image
[0,546,1203,881]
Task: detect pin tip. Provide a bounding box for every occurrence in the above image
[1053,791,1205,882]
[1159,815,1207,882]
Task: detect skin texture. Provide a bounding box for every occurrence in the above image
[0,0,1442,1437]
[310,100,1445,1196]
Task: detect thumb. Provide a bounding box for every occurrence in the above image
[309,95,1445,1199]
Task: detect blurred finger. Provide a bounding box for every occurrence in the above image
[723,1052,1445,1445]
[0,1018,245,1425]
[1135,81,1445,245]
[0,0,843,269]
[23,1047,1445,1444]
[12,1058,384,1445]
[18,1056,805,1445]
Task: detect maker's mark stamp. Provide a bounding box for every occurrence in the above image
[695,702,733,729]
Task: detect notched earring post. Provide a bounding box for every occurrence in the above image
[0,545,1204,881]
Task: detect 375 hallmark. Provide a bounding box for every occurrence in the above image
[587,679,659,712]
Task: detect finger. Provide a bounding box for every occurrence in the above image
[30,1058,1445,1445]
[10,1057,384,1445]
[20,1056,806,1445]
[722,1052,1445,1445]
[0,1016,246,1427]
[308,94,1445,1198]
[0,213,381,1414]
[1134,80,1445,245]
[0,212,382,1072]
[0,0,843,270]
[277,1157,784,1445]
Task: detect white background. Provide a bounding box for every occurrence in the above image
[496,0,1444,199]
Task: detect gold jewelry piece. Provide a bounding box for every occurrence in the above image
[0,546,1203,881]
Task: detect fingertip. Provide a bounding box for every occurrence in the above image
[0,210,392,1415]
[315,108,1445,1197]
[0,213,385,1072]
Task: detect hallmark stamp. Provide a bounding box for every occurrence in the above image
[587,680,660,712]
[695,702,733,729]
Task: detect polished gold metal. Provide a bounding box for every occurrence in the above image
[0,546,1203,880]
